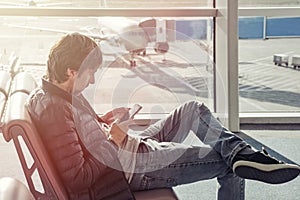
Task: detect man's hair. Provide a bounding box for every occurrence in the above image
[47,32,102,83]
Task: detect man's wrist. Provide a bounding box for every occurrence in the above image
[109,123,128,147]
[108,134,127,148]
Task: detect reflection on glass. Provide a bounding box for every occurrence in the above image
[0,16,214,115]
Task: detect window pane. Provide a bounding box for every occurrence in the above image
[0,16,214,115]
[239,16,300,112]
[89,17,214,114]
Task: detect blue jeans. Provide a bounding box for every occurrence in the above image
[129,101,248,200]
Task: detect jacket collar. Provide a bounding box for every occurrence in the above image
[42,79,74,104]
[41,79,98,119]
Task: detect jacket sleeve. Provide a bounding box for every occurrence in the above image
[30,100,110,192]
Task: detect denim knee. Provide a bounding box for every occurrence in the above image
[181,100,204,112]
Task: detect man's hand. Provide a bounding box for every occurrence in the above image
[108,119,134,147]
[100,107,130,125]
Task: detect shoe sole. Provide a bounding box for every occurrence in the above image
[233,161,300,184]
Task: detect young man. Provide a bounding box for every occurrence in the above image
[27,33,299,200]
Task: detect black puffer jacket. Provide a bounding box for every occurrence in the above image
[27,79,135,200]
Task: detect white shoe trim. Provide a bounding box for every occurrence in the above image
[233,161,300,172]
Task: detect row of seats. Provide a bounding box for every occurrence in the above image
[0,70,11,126]
[0,53,22,127]
[0,71,36,127]
[0,70,38,200]
[1,72,69,200]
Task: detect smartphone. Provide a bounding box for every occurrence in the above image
[129,104,142,119]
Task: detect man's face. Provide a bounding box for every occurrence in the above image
[72,47,102,95]
[73,67,99,94]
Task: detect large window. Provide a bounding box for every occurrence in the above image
[2,1,298,127]
[0,3,216,117]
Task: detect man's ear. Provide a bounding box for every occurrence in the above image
[66,68,78,78]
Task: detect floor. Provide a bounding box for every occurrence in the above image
[0,125,299,200]
[174,125,300,200]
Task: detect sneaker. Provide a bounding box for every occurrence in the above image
[232,147,300,184]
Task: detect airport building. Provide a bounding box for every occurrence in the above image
[0,1,299,199]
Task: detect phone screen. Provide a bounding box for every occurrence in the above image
[129,104,142,119]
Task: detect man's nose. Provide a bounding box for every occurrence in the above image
[89,75,95,84]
